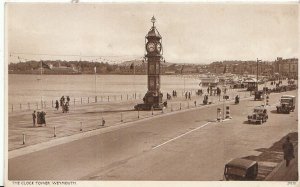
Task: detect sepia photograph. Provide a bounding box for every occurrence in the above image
[5,1,299,186]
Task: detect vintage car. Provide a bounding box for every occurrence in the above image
[254,91,264,101]
[247,106,268,124]
[276,95,296,114]
[224,158,258,181]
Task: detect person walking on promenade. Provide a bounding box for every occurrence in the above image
[55,100,59,110]
[62,102,65,113]
[207,87,209,94]
[282,136,295,167]
[185,92,188,100]
[188,92,191,100]
[41,111,47,126]
[32,110,36,127]
[60,96,64,107]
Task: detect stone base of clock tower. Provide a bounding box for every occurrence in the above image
[134,91,165,110]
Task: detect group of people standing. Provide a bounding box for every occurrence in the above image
[167,90,178,100]
[207,86,225,96]
[185,92,192,100]
[55,96,70,113]
[172,90,177,97]
[32,110,46,127]
[202,94,209,105]
[270,80,283,87]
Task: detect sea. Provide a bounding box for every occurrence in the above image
[8,74,202,105]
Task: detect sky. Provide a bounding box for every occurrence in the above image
[6,3,299,64]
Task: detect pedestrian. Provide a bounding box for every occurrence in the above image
[188,92,191,100]
[282,136,294,167]
[62,102,65,113]
[41,111,46,126]
[67,96,70,103]
[194,100,196,107]
[185,92,188,100]
[207,87,209,94]
[32,110,36,127]
[102,118,105,126]
[55,100,59,110]
[65,101,69,112]
[60,96,63,106]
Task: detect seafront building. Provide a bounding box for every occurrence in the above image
[273,57,298,79]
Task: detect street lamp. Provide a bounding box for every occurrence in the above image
[256,58,262,91]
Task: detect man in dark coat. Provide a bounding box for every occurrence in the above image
[32,110,36,127]
[55,100,59,110]
[282,136,294,167]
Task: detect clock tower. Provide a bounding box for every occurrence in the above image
[135,16,165,110]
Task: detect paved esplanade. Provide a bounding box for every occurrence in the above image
[9,90,298,180]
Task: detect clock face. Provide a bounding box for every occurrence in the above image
[156,43,162,52]
[146,42,155,53]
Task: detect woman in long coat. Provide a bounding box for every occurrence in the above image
[282,136,294,167]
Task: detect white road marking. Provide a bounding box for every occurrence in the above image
[152,122,211,150]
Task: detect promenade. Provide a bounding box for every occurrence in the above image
[8,81,298,180]
[9,85,249,150]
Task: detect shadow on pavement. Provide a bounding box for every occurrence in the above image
[242,132,298,181]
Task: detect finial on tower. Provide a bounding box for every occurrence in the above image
[151,16,156,27]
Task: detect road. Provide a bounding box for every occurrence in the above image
[8,90,298,180]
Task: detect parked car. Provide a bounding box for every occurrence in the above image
[224,158,258,181]
[254,91,264,101]
[247,106,268,124]
[276,95,296,114]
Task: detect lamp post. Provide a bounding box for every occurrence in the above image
[256,58,262,91]
[93,61,97,102]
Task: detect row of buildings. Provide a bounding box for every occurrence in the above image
[201,57,298,79]
[9,57,298,78]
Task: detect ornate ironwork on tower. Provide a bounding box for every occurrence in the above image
[134,16,166,110]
